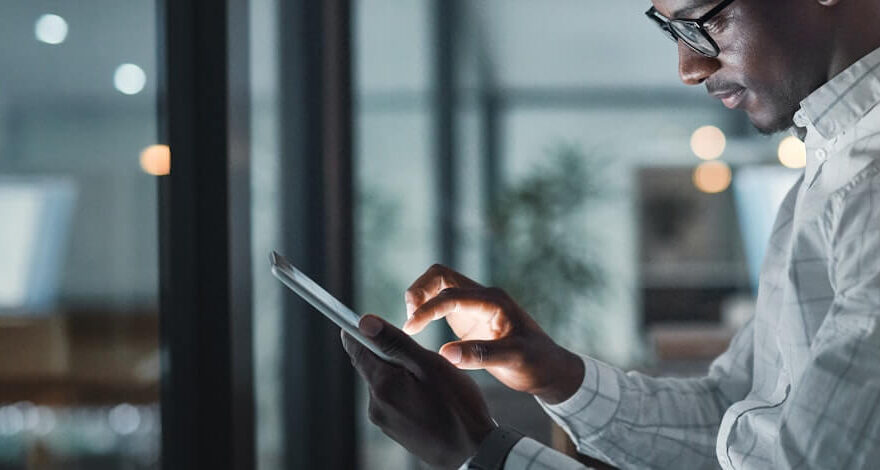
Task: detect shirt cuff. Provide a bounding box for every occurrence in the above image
[536,355,621,440]
[505,437,591,469]
[461,438,590,470]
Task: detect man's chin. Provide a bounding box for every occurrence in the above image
[747,108,794,136]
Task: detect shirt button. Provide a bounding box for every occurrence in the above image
[816,149,828,160]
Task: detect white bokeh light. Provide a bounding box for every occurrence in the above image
[34,406,56,436]
[0,406,24,436]
[18,402,39,431]
[114,64,147,95]
[35,14,68,45]
[109,403,141,435]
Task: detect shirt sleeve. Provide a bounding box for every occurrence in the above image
[536,319,755,470]
[771,166,880,468]
[458,437,590,470]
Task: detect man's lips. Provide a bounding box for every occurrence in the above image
[710,87,747,109]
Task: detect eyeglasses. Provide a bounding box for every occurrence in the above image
[645,0,736,58]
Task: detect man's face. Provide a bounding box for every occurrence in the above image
[651,0,832,134]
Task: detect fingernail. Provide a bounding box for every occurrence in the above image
[360,316,383,337]
[405,302,415,318]
[442,345,462,364]
[402,320,415,335]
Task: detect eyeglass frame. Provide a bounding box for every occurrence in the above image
[645,0,737,58]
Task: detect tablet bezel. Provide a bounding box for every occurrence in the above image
[269,251,394,363]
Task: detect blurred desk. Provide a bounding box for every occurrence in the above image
[647,322,735,376]
[0,311,158,405]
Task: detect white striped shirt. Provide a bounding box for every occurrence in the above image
[477,47,880,469]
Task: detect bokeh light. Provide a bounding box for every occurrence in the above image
[114,64,147,95]
[109,404,141,435]
[34,406,56,436]
[690,125,726,160]
[35,14,68,45]
[0,406,24,436]
[140,145,171,175]
[693,160,732,194]
[778,136,807,169]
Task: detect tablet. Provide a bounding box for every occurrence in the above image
[269,251,395,363]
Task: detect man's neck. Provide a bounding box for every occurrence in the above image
[826,8,880,80]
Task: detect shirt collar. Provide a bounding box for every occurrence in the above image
[794,46,880,141]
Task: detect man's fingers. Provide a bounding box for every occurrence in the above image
[355,315,435,378]
[341,329,374,379]
[404,264,482,318]
[342,329,415,408]
[438,338,521,370]
[402,288,502,335]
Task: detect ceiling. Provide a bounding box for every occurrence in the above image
[355,0,690,94]
[0,1,693,106]
[469,0,685,89]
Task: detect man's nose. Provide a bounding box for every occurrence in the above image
[678,42,721,85]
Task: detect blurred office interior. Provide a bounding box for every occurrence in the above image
[0,1,805,469]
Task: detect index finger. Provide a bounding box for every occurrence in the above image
[404,264,482,318]
[402,288,507,336]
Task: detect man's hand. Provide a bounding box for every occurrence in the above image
[403,264,584,404]
[341,315,496,469]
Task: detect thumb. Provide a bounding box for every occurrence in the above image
[439,338,520,370]
[359,315,433,375]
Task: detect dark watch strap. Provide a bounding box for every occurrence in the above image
[468,426,524,470]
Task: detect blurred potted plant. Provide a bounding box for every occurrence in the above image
[483,143,616,461]
[490,143,609,355]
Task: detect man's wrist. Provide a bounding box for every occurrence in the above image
[466,426,524,470]
[535,348,585,405]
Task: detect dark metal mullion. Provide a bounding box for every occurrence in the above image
[472,11,503,284]
[434,0,458,269]
[227,0,255,467]
[320,0,358,467]
[279,0,356,468]
[482,90,502,284]
[158,0,254,469]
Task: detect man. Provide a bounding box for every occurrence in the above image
[341,0,880,468]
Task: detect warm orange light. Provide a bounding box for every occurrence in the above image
[690,125,726,160]
[139,145,170,176]
[778,136,806,169]
[693,160,732,194]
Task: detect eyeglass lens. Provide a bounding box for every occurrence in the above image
[669,21,716,55]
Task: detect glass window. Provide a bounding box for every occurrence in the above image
[0,2,160,468]
[355,2,438,467]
